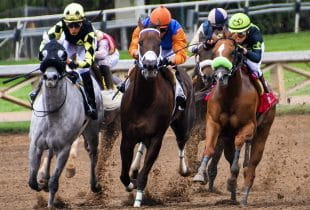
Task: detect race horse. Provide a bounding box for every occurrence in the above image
[119,25,195,207]
[193,35,276,205]
[28,40,104,207]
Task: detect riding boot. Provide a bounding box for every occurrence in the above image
[259,75,270,93]
[99,65,114,90]
[80,71,98,120]
[29,79,43,103]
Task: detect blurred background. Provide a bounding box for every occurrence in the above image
[0,0,309,60]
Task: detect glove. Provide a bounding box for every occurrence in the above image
[191,46,198,54]
[68,61,78,69]
[160,57,169,66]
[67,71,79,84]
[237,45,247,55]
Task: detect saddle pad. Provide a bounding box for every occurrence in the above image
[101,90,122,111]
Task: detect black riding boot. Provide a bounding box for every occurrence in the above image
[99,65,114,90]
[259,75,269,93]
[81,71,98,120]
[29,79,43,103]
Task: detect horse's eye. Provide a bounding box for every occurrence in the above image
[138,41,143,46]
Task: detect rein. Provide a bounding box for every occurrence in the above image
[31,73,68,117]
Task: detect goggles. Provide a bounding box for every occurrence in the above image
[212,25,223,31]
[236,31,247,38]
[66,22,82,29]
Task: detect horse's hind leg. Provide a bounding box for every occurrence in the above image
[48,146,71,207]
[38,149,53,191]
[65,137,81,178]
[134,136,163,207]
[83,132,101,193]
[28,142,43,192]
[170,123,191,176]
[120,135,135,192]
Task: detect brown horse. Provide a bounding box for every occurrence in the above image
[193,37,276,205]
[120,26,195,207]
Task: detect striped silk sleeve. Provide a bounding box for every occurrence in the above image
[39,21,63,51]
[77,31,96,68]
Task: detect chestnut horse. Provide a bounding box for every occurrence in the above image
[193,37,276,205]
[120,27,195,207]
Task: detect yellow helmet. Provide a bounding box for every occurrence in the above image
[63,3,84,23]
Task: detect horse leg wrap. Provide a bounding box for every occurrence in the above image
[193,156,209,183]
[134,190,143,207]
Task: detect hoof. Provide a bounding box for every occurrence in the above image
[179,167,190,177]
[133,200,141,208]
[91,183,102,193]
[125,182,135,192]
[240,199,248,206]
[193,173,207,184]
[65,166,76,178]
[29,181,41,192]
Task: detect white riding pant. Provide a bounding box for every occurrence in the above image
[245,43,265,78]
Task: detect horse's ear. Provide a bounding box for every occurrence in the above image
[138,18,144,30]
[224,29,231,39]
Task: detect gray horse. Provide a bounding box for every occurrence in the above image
[28,40,104,207]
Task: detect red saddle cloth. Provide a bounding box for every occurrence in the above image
[258,92,278,113]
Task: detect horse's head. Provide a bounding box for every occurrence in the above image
[211,36,244,86]
[137,27,162,79]
[38,40,68,88]
[194,38,215,88]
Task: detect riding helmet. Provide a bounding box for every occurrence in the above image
[228,13,251,33]
[207,8,228,27]
[63,3,85,23]
[150,5,171,27]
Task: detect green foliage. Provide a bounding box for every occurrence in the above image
[0,121,30,133]
[276,104,310,116]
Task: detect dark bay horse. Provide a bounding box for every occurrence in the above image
[120,27,195,207]
[193,37,276,205]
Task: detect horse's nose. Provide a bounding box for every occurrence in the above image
[143,59,157,70]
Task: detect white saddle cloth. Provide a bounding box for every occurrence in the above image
[101,89,122,111]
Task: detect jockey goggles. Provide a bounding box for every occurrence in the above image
[66,21,82,28]
[212,25,223,31]
[236,31,247,38]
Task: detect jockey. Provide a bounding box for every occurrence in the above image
[128,5,188,110]
[30,3,97,119]
[189,8,228,54]
[228,13,270,93]
[94,29,120,90]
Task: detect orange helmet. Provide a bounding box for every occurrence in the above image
[150,5,171,27]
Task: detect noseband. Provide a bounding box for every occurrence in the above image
[136,28,162,74]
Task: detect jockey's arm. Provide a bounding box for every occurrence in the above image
[128,26,141,59]
[39,21,63,51]
[171,28,187,65]
[245,32,264,63]
[77,31,96,68]
[95,39,109,60]
[188,24,203,53]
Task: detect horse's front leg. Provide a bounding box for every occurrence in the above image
[193,118,221,183]
[28,141,44,192]
[48,145,71,207]
[120,135,135,192]
[228,122,255,202]
[65,137,81,178]
[134,135,163,207]
[130,142,145,181]
[38,148,53,192]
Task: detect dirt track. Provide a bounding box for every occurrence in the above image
[0,114,310,209]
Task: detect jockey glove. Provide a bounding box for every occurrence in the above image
[67,71,79,84]
[191,46,199,54]
[68,61,79,69]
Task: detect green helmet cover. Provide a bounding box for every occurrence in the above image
[228,13,251,33]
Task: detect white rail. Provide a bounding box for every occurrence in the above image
[0,51,309,77]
